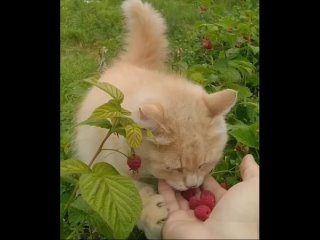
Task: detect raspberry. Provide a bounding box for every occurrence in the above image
[181,188,197,201]
[189,196,202,210]
[200,190,216,210]
[194,205,211,221]
[127,154,141,171]
[202,39,213,49]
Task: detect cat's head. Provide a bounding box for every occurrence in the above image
[137,89,237,191]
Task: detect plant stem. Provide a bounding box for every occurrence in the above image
[88,129,113,167]
[88,118,120,167]
[101,148,129,158]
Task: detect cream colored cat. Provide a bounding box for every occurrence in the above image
[75,0,237,238]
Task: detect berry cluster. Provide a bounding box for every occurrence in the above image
[181,188,216,221]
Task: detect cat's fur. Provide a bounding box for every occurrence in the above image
[75,0,237,238]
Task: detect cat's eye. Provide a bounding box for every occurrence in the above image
[198,164,205,169]
[166,167,183,173]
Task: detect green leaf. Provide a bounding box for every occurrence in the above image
[228,60,255,76]
[88,211,113,238]
[125,124,142,148]
[226,176,239,186]
[61,159,91,176]
[80,118,112,129]
[71,197,113,238]
[79,173,142,239]
[226,48,240,59]
[237,23,250,33]
[189,72,207,85]
[220,68,241,82]
[121,107,131,116]
[80,100,129,128]
[68,207,87,226]
[248,44,259,55]
[119,117,135,127]
[229,124,259,149]
[92,162,120,176]
[85,79,124,103]
[223,82,252,100]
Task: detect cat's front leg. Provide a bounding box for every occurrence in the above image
[136,185,169,239]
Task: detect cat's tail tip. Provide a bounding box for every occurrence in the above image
[120,0,168,70]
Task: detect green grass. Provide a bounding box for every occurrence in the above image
[61,0,259,239]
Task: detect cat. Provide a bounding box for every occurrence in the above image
[75,0,237,238]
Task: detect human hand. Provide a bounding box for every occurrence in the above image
[158,154,259,239]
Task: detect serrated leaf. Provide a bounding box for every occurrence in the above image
[226,48,240,59]
[71,196,113,238]
[228,60,255,75]
[220,68,241,82]
[61,159,91,176]
[85,79,124,103]
[121,107,131,116]
[119,117,135,127]
[125,124,142,148]
[223,82,252,100]
[92,162,120,176]
[80,118,112,129]
[81,100,129,127]
[229,124,259,149]
[79,173,142,239]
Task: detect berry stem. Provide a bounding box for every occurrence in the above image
[101,148,129,158]
[88,118,120,168]
[88,129,113,167]
[130,147,135,155]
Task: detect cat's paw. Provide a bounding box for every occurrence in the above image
[138,194,169,239]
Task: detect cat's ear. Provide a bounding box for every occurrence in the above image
[139,103,173,144]
[139,103,166,127]
[204,89,237,117]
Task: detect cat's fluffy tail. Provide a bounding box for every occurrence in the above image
[120,0,168,70]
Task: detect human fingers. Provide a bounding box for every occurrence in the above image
[158,179,180,213]
[240,154,259,181]
[175,192,190,210]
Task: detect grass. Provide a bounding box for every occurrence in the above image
[61,0,259,239]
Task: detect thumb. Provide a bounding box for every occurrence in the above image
[240,154,259,181]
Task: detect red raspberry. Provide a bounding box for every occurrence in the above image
[181,188,197,201]
[194,205,211,221]
[189,196,202,210]
[202,39,213,49]
[127,154,141,171]
[200,190,216,210]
